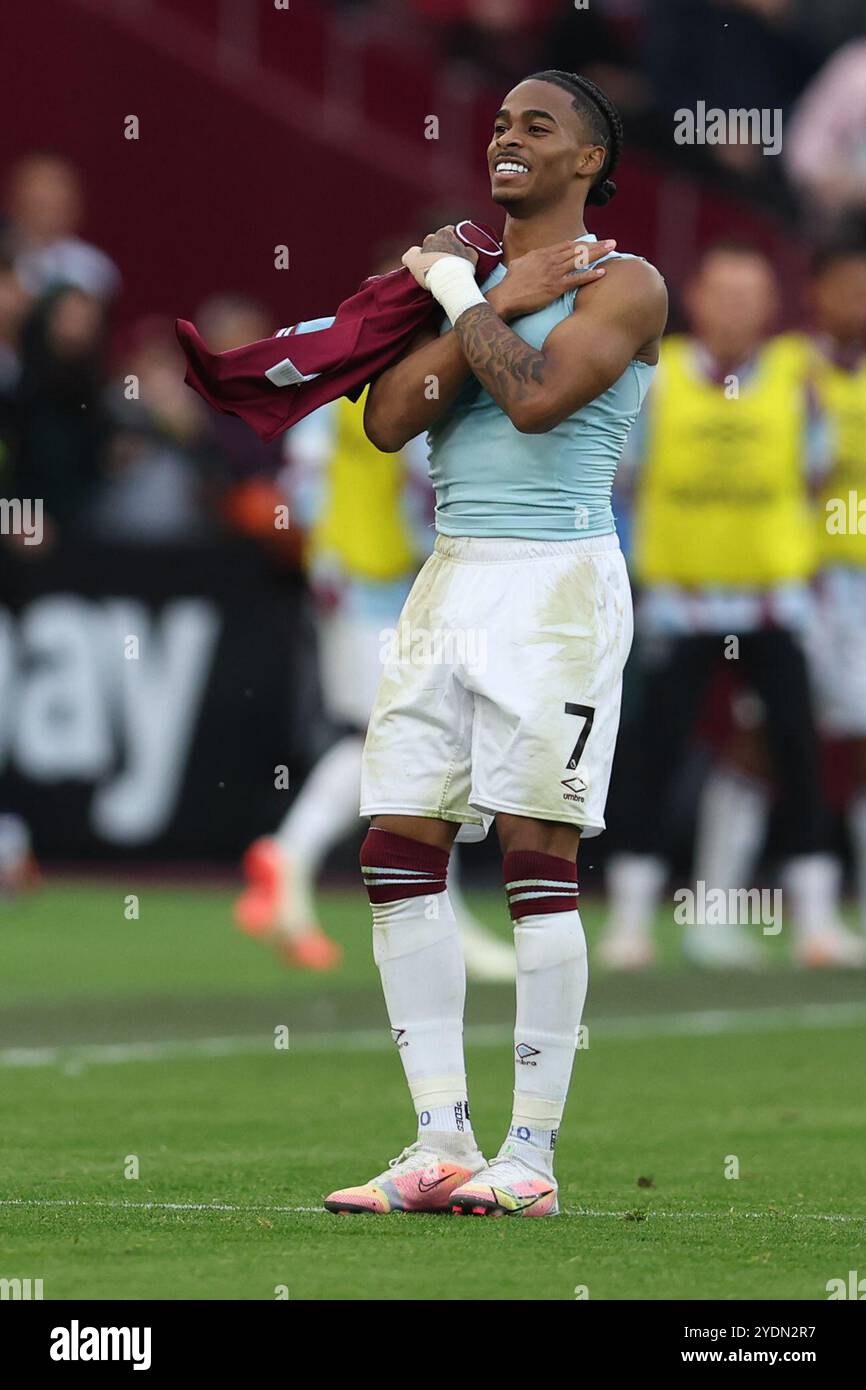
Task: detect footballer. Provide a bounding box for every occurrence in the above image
[324,70,667,1217]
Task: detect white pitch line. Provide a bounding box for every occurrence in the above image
[0,1198,322,1214]
[2,999,866,1071]
[0,1197,863,1223]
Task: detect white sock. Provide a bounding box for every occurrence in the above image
[371,890,474,1142]
[782,852,844,941]
[418,1101,472,1137]
[275,734,363,871]
[604,853,666,939]
[510,908,588,1172]
[694,766,769,903]
[506,1124,558,1168]
[848,793,866,935]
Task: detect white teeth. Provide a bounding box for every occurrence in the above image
[496,162,528,174]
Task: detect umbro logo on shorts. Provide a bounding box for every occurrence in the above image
[516,1042,541,1065]
[561,774,587,800]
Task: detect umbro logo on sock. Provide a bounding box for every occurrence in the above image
[391,1028,408,1048]
[515,1042,541,1065]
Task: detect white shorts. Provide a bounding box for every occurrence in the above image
[360,534,633,840]
[806,568,866,737]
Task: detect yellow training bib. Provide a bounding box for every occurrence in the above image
[812,347,866,568]
[310,390,418,582]
[635,335,814,586]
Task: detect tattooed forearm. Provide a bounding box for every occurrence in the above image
[454,303,547,412]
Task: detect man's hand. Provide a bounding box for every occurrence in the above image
[402,225,478,287]
[487,239,616,322]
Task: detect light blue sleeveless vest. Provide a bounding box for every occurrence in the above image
[428,235,656,539]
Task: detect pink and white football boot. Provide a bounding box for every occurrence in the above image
[324,1137,486,1215]
[449,1147,559,1217]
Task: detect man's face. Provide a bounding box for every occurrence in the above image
[685,251,779,351]
[812,257,866,344]
[201,306,271,354]
[0,267,29,338]
[8,158,81,240]
[47,289,103,357]
[487,79,601,214]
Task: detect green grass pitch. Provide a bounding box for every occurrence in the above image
[1,880,865,1300]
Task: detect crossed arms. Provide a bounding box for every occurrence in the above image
[365,255,667,452]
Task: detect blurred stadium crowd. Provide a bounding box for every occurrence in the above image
[1,0,865,969]
[0,153,293,553]
[341,0,866,223]
[2,1,864,552]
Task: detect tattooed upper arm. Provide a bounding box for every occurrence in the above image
[453,258,666,434]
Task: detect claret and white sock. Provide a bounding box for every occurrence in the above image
[360,827,476,1147]
[502,850,588,1173]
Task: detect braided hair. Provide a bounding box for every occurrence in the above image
[526,70,622,206]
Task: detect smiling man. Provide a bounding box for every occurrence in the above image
[324,71,668,1218]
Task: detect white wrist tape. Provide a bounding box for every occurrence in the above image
[425,255,486,324]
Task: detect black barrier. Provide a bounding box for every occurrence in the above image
[0,539,327,859]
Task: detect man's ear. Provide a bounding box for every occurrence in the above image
[579,144,606,180]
